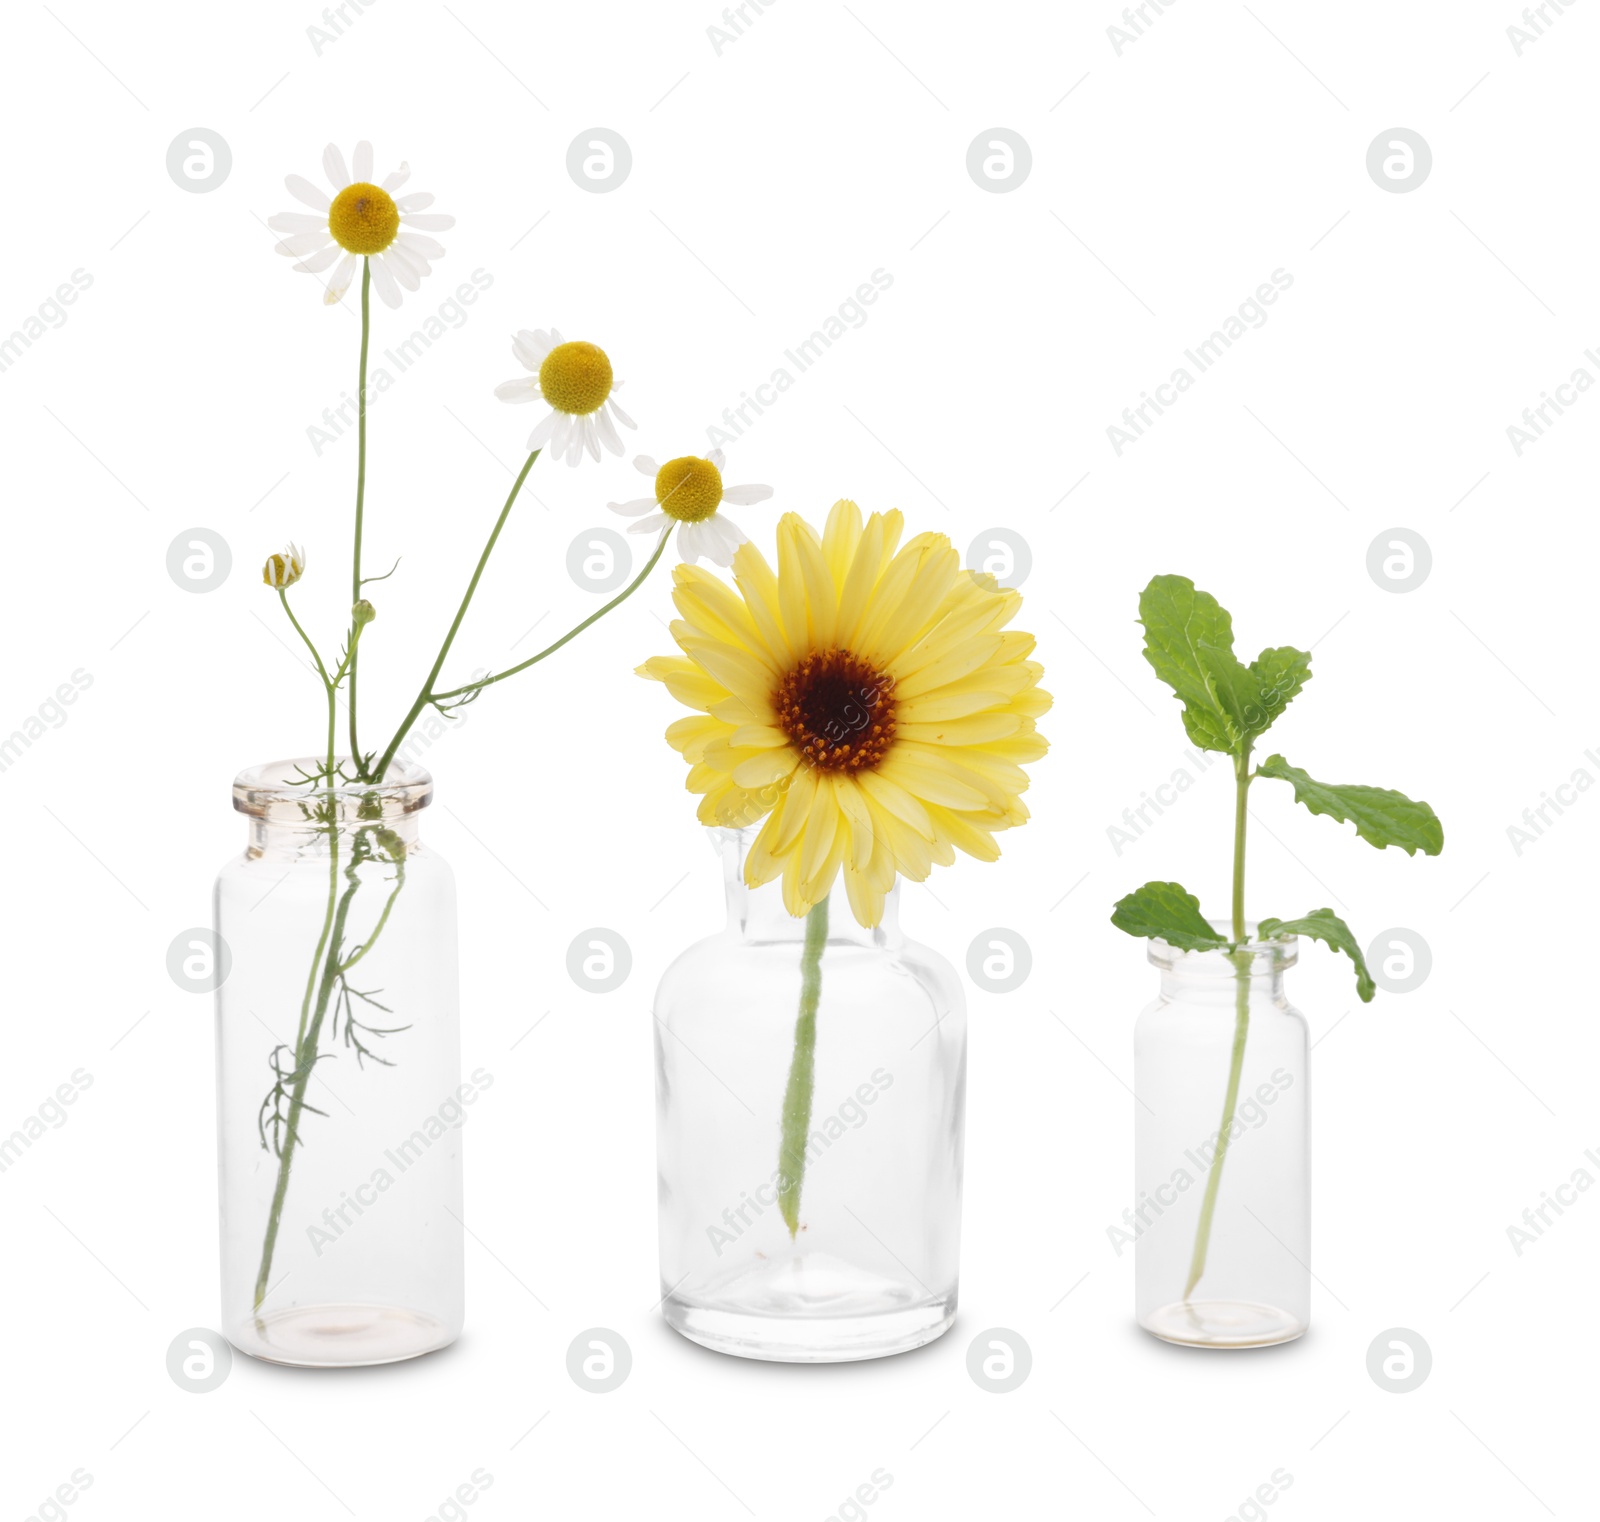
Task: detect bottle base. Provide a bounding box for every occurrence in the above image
[663,1254,956,1362]
[227,1301,459,1368]
[1140,1299,1306,1349]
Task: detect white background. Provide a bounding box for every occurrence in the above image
[2,1,1595,1518]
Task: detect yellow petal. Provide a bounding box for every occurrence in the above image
[854,768,936,839]
[676,636,775,713]
[732,538,795,666]
[728,723,791,750]
[897,712,1023,746]
[832,776,876,870]
[822,498,864,587]
[776,514,813,653]
[665,714,731,761]
[926,805,1003,862]
[894,637,1004,700]
[732,747,800,789]
[636,655,729,711]
[877,751,992,811]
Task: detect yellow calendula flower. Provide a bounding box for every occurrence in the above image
[639,500,1051,927]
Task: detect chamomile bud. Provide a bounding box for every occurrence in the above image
[262,543,306,589]
[352,598,377,627]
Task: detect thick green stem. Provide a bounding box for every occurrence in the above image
[1183,750,1254,1302]
[349,258,371,771]
[777,898,830,1237]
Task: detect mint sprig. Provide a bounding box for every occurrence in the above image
[1114,574,1442,999]
[1112,574,1443,1305]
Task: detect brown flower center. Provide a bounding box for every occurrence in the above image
[775,648,897,773]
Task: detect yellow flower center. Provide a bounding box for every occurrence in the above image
[775,649,897,773]
[328,182,400,255]
[539,341,614,415]
[654,457,724,523]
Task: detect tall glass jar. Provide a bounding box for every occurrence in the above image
[654,828,966,1362]
[214,759,464,1367]
[1134,928,1310,1348]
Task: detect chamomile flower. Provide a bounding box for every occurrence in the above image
[262,543,306,589]
[268,142,454,308]
[609,450,773,566]
[494,329,636,466]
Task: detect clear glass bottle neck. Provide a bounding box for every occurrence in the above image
[712,827,901,947]
[1149,930,1295,1003]
[233,757,431,855]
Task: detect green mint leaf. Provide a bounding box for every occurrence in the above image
[1246,645,1312,732]
[1111,881,1229,950]
[1258,909,1377,1002]
[1138,577,1309,755]
[1137,575,1243,754]
[1256,754,1445,856]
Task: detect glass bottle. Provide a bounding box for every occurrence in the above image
[654,828,966,1362]
[214,759,464,1367]
[1133,928,1310,1347]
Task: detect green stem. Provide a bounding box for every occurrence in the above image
[254,828,358,1309]
[368,449,541,779]
[1231,748,1250,944]
[430,524,674,704]
[1184,750,1254,1302]
[349,258,371,772]
[778,898,830,1237]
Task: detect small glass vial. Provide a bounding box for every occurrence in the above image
[1133,927,1310,1347]
[214,759,464,1367]
[654,828,966,1362]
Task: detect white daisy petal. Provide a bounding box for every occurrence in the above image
[369,255,403,307]
[396,192,435,212]
[325,252,358,305]
[400,213,455,232]
[708,448,726,469]
[381,249,420,292]
[381,162,411,192]
[581,416,601,463]
[634,455,659,477]
[385,239,428,276]
[719,484,774,506]
[595,405,624,456]
[352,140,374,181]
[323,143,351,189]
[548,328,565,346]
[286,174,330,211]
[396,230,446,260]
[565,427,585,467]
[629,512,672,537]
[294,243,343,274]
[701,514,748,567]
[676,521,707,561]
[527,410,560,449]
[513,330,551,369]
[608,497,659,517]
[269,212,329,234]
[274,231,330,258]
[607,396,636,431]
[496,377,539,403]
[549,411,573,459]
